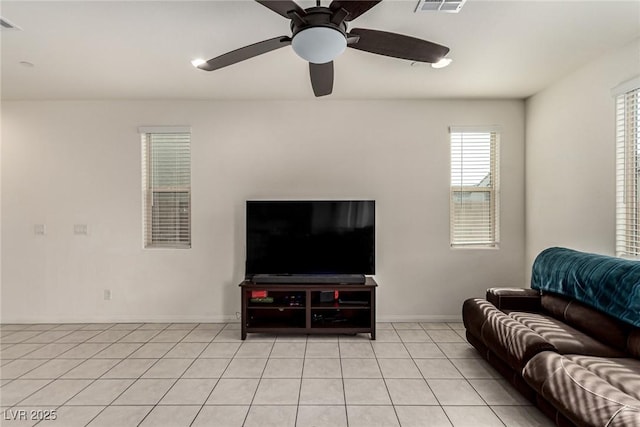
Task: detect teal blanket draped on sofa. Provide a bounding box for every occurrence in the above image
[531,247,640,327]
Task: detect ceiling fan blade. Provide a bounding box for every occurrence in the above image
[347,28,449,63]
[198,36,292,71]
[309,61,334,97]
[329,1,381,21]
[255,0,305,18]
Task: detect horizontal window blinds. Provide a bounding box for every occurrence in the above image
[616,86,640,257]
[450,128,500,247]
[142,132,191,248]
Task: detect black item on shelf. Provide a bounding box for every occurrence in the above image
[319,291,335,303]
[338,298,368,305]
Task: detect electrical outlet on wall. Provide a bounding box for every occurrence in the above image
[34,224,46,235]
[104,289,112,300]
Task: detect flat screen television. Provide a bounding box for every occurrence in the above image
[246,200,375,277]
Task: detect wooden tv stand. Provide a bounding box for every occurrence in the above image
[239,277,377,340]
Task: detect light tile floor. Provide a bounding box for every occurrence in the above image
[0,322,554,426]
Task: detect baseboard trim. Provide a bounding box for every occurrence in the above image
[0,314,240,324]
[1,313,462,325]
[377,314,462,323]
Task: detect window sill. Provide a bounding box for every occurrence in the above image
[450,244,500,250]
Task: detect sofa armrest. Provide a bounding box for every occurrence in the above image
[481,307,556,372]
[486,288,541,311]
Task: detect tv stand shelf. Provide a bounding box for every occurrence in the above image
[239,278,377,340]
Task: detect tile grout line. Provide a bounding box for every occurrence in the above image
[293,336,309,427]
[16,324,152,426]
[388,322,425,427]
[134,323,204,426]
[187,325,247,426]
[428,322,509,426]
[4,334,107,410]
[424,323,474,427]
[410,322,454,426]
[0,358,51,386]
[187,325,231,426]
[78,322,179,427]
[337,336,349,427]
[237,330,271,427]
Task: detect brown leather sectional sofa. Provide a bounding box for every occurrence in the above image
[463,288,640,426]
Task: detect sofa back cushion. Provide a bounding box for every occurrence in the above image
[542,293,630,352]
[628,329,640,358]
[540,294,570,319]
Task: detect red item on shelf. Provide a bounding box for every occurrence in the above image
[251,290,268,298]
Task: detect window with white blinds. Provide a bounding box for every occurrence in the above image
[615,84,640,257]
[141,129,191,249]
[450,127,500,248]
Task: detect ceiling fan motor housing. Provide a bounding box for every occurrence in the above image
[289,7,348,37]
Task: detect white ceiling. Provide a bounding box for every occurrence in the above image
[2,0,639,100]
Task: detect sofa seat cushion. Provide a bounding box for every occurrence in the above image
[509,311,626,357]
[523,351,640,427]
[565,355,640,401]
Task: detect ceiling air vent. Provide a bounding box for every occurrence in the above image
[0,17,22,31]
[415,0,467,13]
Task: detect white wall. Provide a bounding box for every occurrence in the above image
[525,38,640,272]
[2,99,525,323]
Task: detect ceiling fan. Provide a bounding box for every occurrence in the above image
[194,0,450,97]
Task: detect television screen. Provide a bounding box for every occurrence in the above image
[246,200,375,276]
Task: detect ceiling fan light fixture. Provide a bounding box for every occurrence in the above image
[191,58,207,68]
[292,26,347,64]
[431,57,452,68]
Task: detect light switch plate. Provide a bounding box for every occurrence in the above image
[74,224,88,235]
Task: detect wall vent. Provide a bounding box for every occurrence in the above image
[415,0,467,13]
[0,17,22,31]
